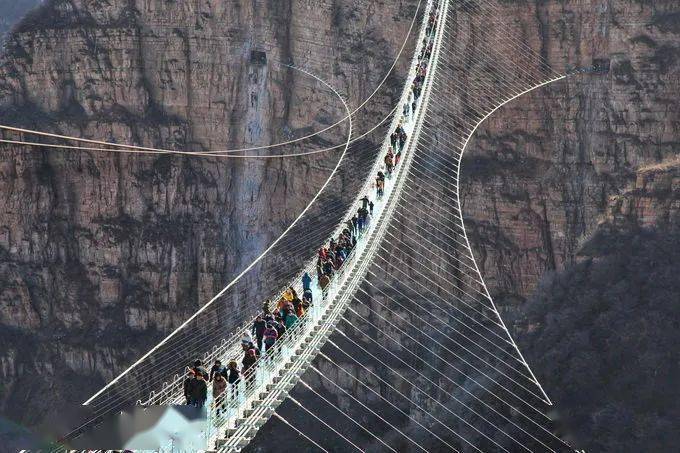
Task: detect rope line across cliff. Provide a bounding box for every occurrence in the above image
[0,0,426,160]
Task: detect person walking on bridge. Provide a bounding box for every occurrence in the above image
[303,287,313,309]
[275,317,286,338]
[322,257,334,277]
[241,331,254,349]
[209,359,226,382]
[252,315,267,351]
[183,369,197,405]
[212,372,227,416]
[192,359,209,380]
[396,131,406,165]
[316,258,324,280]
[295,299,305,317]
[413,81,422,101]
[262,299,272,317]
[399,130,407,152]
[361,195,370,210]
[284,308,299,329]
[283,287,295,303]
[345,218,354,235]
[302,271,312,292]
[263,322,279,352]
[227,360,240,399]
[319,272,330,294]
[191,373,208,408]
[357,207,368,232]
[242,348,257,390]
[385,149,395,175]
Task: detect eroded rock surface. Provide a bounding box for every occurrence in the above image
[462,0,680,308]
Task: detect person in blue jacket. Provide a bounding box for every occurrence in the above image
[302,272,312,292]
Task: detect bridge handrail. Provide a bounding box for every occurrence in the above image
[205,223,364,440]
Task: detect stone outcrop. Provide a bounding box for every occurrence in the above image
[605,160,680,230]
[461,0,680,308]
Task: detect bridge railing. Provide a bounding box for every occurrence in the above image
[202,215,376,447]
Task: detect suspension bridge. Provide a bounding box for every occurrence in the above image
[2,0,577,451]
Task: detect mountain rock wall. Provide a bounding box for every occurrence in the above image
[461,0,680,307]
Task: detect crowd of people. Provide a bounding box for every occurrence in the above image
[380,3,438,196]
[181,0,441,419]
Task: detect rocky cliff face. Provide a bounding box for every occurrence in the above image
[605,160,680,230]
[458,1,680,449]
[461,0,680,307]
[0,0,419,436]
[510,153,680,450]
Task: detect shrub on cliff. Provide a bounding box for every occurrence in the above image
[520,227,680,452]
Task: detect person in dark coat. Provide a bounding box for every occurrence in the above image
[242,348,257,389]
[183,370,196,405]
[192,359,209,380]
[227,360,240,399]
[209,359,226,382]
[190,373,208,408]
[275,319,286,338]
[251,315,267,351]
[303,288,313,307]
[322,258,334,276]
[262,299,272,317]
[390,131,398,149]
[316,259,324,280]
[360,195,370,210]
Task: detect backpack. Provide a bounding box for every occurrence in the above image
[319,274,330,289]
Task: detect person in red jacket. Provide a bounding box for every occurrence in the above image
[263,323,279,352]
